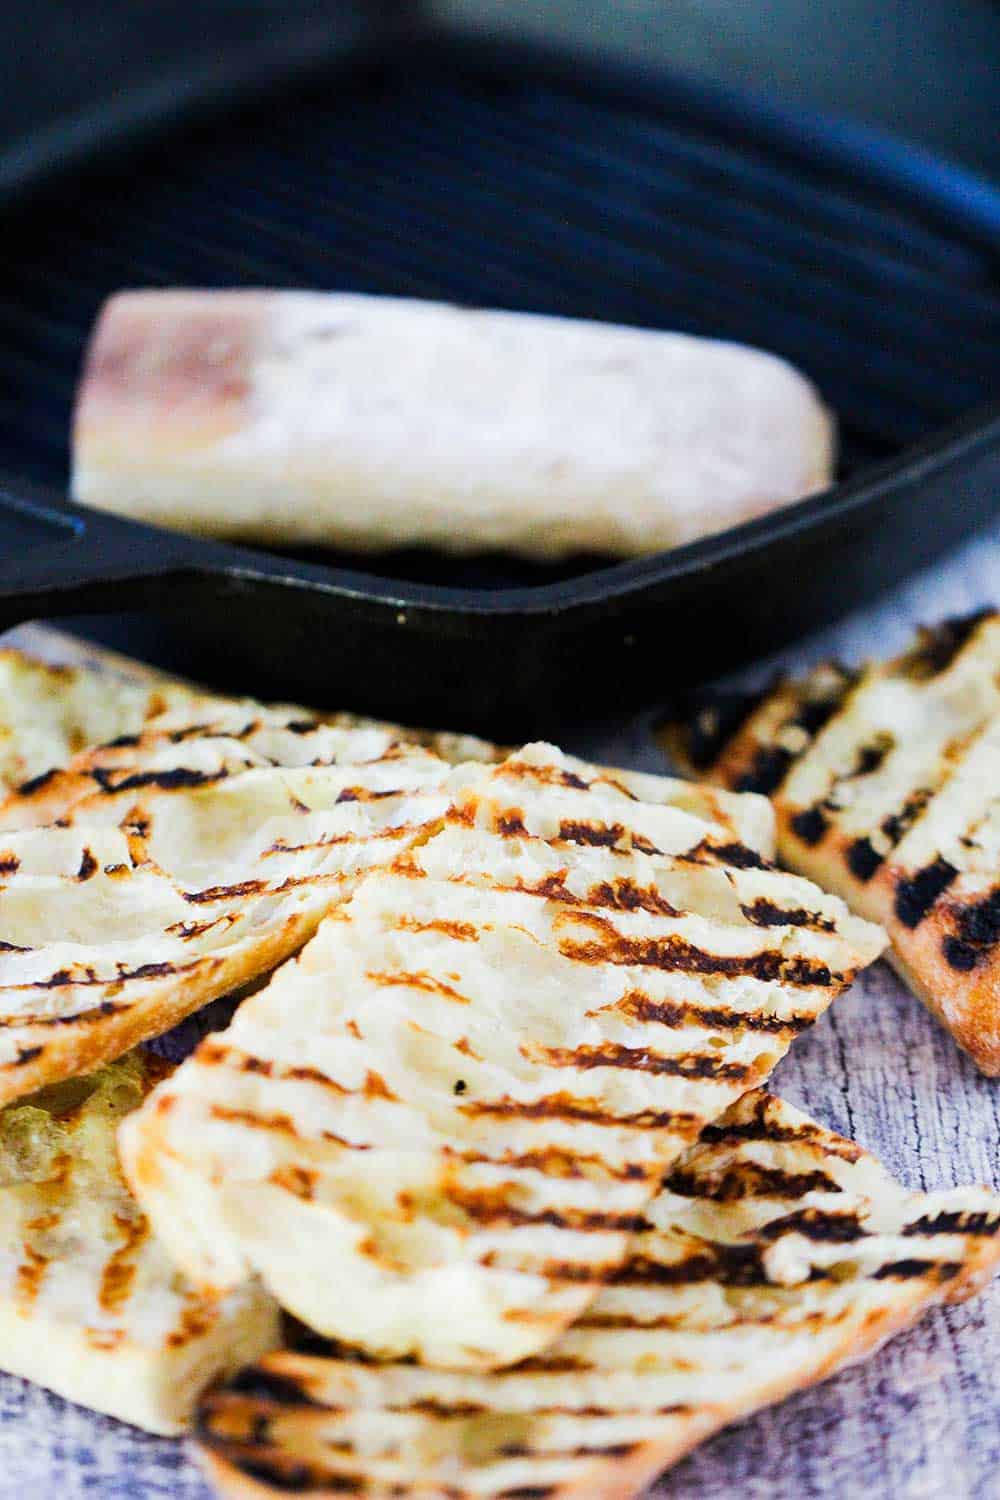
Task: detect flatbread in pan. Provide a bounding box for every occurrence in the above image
[663,611,1000,1073]
[194,1087,1000,1499]
[0,1051,279,1434]
[120,745,883,1370]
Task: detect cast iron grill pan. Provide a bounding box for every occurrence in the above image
[0,24,996,732]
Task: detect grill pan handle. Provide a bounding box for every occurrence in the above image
[0,479,232,630]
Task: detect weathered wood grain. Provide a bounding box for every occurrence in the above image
[1,526,998,1499]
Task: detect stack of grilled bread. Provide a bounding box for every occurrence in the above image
[0,628,996,1496]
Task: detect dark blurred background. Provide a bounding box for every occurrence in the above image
[4,0,999,178]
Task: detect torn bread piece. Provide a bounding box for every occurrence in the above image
[121,745,883,1370]
[0,715,459,1106]
[73,290,834,560]
[0,1052,279,1434]
[194,1088,1000,1499]
[663,610,1000,1073]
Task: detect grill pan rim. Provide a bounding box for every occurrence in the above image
[0,18,997,633]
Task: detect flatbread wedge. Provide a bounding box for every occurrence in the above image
[0,710,459,1106]
[0,1051,279,1434]
[73,290,834,561]
[194,1087,1000,1499]
[662,610,1000,1073]
[120,744,884,1370]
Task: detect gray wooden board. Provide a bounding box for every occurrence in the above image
[1,524,999,1499]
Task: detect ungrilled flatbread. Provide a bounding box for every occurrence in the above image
[194,1087,1000,1499]
[120,745,883,1370]
[663,610,1000,1073]
[0,1051,279,1433]
[72,291,835,560]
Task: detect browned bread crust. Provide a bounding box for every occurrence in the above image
[663,611,1000,1073]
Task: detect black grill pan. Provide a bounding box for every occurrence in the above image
[0,16,997,735]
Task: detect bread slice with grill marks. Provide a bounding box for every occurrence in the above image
[0,1051,279,1434]
[0,644,214,796]
[0,715,460,1107]
[120,744,883,1370]
[194,1087,1000,1499]
[664,611,1000,1074]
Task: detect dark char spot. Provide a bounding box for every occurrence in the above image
[894,857,957,928]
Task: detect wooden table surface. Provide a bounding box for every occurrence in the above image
[1,524,998,1499]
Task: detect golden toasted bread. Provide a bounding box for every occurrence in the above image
[664,611,1000,1073]
[194,1087,1000,1498]
[121,745,883,1370]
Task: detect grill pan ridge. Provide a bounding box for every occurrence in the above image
[0,21,996,733]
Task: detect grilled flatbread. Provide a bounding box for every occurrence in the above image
[0,711,459,1106]
[120,744,883,1370]
[73,290,834,560]
[0,643,212,795]
[663,610,1000,1073]
[0,1051,279,1434]
[194,1087,1000,1499]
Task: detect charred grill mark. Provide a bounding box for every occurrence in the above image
[733,676,853,795]
[502,760,591,791]
[270,1165,318,1202]
[366,969,471,1005]
[7,958,191,995]
[559,820,629,850]
[614,990,814,1034]
[612,1246,769,1289]
[0,851,19,876]
[697,1108,863,1161]
[13,1045,43,1066]
[396,916,480,942]
[0,939,32,953]
[0,998,123,1029]
[105,731,142,749]
[881,789,932,848]
[557,914,835,987]
[91,765,227,795]
[894,858,957,928]
[184,878,267,905]
[873,1258,963,1281]
[15,766,61,797]
[225,1368,325,1407]
[531,1042,752,1083]
[736,745,794,797]
[741,899,834,932]
[898,610,992,680]
[586,879,680,918]
[166,915,236,940]
[496,809,528,837]
[336,786,398,804]
[99,1212,149,1312]
[845,838,883,883]
[679,688,768,772]
[447,1145,648,1182]
[691,841,768,871]
[446,1184,646,1235]
[790,807,829,846]
[76,847,98,881]
[904,1210,1000,1237]
[941,885,1000,971]
[461,1092,700,1133]
[845,734,895,780]
[667,1163,840,1202]
[758,1207,865,1244]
